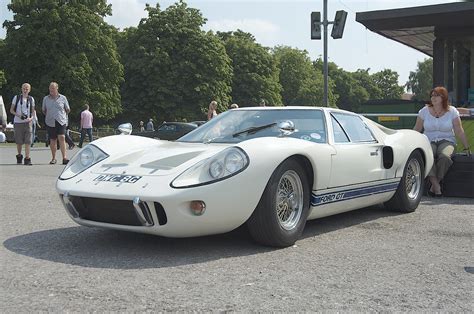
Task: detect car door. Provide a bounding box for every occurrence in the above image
[328,112,385,188]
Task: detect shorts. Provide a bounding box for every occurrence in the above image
[14,122,32,145]
[47,120,67,140]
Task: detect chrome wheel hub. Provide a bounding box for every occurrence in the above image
[405,158,421,200]
[276,170,303,230]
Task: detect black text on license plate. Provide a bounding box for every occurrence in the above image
[94,174,142,183]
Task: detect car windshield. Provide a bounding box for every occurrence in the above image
[177,108,327,144]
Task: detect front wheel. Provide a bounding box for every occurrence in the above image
[384,150,424,212]
[247,159,310,247]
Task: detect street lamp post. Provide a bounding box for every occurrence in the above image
[311,3,348,107]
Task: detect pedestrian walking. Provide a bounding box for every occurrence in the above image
[10,83,36,165]
[78,104,93,148]
[42,82,70,165]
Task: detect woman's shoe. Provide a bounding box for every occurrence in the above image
[434,193,443,197]
[62,159,69,165]
[49,159,57,164]
[427,190,436,197]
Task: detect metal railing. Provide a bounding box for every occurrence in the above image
[362,112,474,153]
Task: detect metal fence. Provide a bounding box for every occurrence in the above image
[362,113,474,153]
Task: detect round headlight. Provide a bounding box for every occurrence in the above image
[209,160,224,179]
[225,151,245,173]
[80,147,94,167]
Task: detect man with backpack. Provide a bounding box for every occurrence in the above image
[9,83,35,165]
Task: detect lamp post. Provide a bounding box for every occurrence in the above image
[311,3,347,107]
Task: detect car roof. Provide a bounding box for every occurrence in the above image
[230,106,356,115]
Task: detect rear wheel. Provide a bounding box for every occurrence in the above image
[247,159,310,247]
[385,150,424,212]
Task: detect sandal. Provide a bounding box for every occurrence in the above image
[49,159,57,164]
[62,159,70,165]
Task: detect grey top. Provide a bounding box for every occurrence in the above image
[42,94,70,127]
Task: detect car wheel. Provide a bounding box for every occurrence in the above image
[247,158,310,247]
[385,150,424,212]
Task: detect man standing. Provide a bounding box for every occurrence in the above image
[146,118,154,131]
[10,83,35,165]
[78,104,93,148]
[42,82,70,165]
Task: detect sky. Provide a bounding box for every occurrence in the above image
[0,0,461,87]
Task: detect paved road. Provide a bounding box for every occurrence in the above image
[0,145,473,311]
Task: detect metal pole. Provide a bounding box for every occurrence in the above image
[323,0,328,107]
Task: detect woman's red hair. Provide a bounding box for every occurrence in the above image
[429,86,449,110]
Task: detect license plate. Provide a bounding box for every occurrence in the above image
[94,174,142,184]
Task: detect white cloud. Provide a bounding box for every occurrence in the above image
[105,0,148,30]
[205,18,280,47]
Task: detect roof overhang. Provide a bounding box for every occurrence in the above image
[356,3,474,57]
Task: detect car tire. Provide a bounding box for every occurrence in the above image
[247,158,310,247]
[385,150,424,212]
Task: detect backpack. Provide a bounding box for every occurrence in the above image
[14,95,33,118]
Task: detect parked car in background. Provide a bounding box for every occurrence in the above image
[57,107,433,247]
[132,121,198,141]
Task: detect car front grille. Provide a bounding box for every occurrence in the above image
[64,196,167,227]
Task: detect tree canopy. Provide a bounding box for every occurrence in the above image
[273,46,332,107]
[218,30,282,107]
[0,0,417,126]
[118,1,232,122]
[2,0,123,120]
[372,69,404,100]
[406,58,433,101]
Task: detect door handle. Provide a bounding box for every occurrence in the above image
[370,151,378,156]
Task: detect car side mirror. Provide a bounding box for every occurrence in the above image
[117,123,132,135]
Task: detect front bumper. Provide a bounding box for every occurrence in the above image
[57,168,268,238]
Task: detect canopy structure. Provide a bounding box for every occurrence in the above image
[356,2,474,105]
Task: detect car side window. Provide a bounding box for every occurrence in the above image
[331,113,376,143]
[331,115,350,143]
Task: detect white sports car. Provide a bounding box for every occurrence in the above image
[57,107,433,247]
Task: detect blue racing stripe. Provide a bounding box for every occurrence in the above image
[311,181,400,206]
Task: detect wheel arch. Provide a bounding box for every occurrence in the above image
[413,147,427,176]
[285,154,314,191]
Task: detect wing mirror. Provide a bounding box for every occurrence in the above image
[278,120,297,136]
[117,123,132,135]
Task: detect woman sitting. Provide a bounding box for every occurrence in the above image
[413,86,470,197]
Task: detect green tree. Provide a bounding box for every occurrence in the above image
[352,69,382,100]
[218,30,282,106]
[2,0,123,121]
[313,59,361,110]
[118,1,232,122]
[0,39,6,90]
[273,46,327,106]
[406,58,433,101]
[372,69,404,99]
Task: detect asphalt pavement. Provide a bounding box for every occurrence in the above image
[0,145,473,311]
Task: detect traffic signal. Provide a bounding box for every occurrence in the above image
[331,10,347,39]
[311,12,321,40]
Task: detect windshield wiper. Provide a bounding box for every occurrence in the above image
[232,123,276,138]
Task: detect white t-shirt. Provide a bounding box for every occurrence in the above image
[418,105,459,144]
[12,95,35,124]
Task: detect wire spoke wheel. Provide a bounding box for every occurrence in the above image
[405,158,422,200]
[275,170,303,230]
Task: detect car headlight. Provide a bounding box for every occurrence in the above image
[59,145,109,180]
[171,147,249,188]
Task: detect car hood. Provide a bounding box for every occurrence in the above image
[89,135,231,176]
